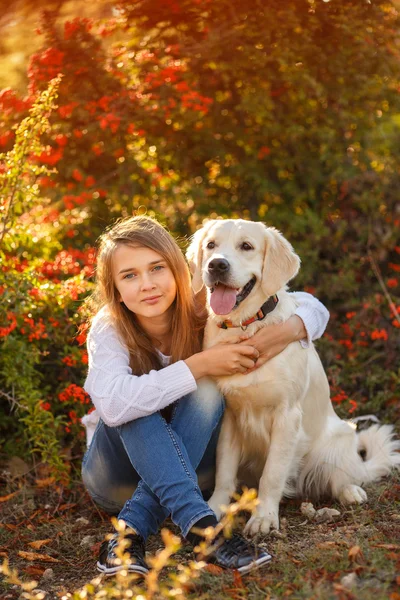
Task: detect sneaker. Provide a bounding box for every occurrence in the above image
[97,532,149,576]
[198,532,272,574]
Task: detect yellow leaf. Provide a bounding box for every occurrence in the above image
[28,539,53,550]
[0,491,19,503]
[35,477,55,488]
[348,545,364,563]
[18,551,60,563]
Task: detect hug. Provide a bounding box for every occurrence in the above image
[81,215,399,576]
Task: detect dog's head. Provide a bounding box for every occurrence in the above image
[187,219,300,316]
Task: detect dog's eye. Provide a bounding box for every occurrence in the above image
[206,241,215,249]
[241,242,253,251]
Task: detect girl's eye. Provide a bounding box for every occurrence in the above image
[206,241,215,249]
[153,265,164,272]
[241,242,253,251]
[123,273,135,279]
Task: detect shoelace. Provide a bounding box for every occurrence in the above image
[219,534,254,559]
[102,534,144,563]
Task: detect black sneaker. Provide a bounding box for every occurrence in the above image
[97,532,149,576]
[198,532,272,574]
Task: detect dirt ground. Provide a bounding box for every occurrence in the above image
[0,464,399,600]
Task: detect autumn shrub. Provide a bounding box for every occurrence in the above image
[0,0,399,478]
[0,76,94,476]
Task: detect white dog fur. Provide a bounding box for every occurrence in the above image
[187,219,400,535]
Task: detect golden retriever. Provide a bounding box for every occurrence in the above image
[187,219,400,535]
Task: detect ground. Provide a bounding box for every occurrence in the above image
[0,466,399,600]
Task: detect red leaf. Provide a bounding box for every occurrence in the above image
[233,569,245,588]
[203,563,224,575]
[58,503,77,511]
[24,565,46,577]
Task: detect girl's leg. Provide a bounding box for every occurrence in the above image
[82,420,140,513]
[117,389,224,539]
[83,388,223,539]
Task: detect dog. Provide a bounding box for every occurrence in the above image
[187,218,400,535]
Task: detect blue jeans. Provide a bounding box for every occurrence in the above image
[82,390,224,541]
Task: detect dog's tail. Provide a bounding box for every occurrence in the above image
[356,423,400,482]
[297,420,399,500]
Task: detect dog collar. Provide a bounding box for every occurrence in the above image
[217,295,279,330]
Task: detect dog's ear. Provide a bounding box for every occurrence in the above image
[261,227,301,297]
[186,220,215,293]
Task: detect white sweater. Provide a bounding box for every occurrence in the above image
[83,292,329,437]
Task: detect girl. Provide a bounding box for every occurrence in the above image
[82,216,329,575]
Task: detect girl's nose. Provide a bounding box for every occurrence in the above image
[140,274,156,291]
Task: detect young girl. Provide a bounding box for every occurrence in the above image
[82,216,329,576]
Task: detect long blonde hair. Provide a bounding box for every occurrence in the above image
[87,216,207,375]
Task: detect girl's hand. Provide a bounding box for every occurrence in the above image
[185,344,259,380]
[239,315,307,371]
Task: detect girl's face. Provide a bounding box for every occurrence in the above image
[112,244,177,326]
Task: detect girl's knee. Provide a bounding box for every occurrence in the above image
[83,473,137,514]
[82,458,138,513]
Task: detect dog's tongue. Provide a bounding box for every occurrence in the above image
[210,284,237,315]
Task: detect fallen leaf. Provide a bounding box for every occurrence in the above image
[28,539,53,550]
[35,477,56,488]
[28,510,41,520]
[371,543,399,550]
[58,503,77,511]
[18,551,60,563]
[24,565,46,577]
[203,563,224,575]
[317,541,338,549]
[386,552,400,561]
[348,545,364,564]
[0,551,8,557]
[233,569,244,588]
[0,491,19,503]
[90,542,101,556]
[396,575,400,586]
[389,593,400,600]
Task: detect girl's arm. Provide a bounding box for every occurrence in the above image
[240,292,329,369]
[84,308,258,427]
[84,313,198,427]
[291,291,330,347]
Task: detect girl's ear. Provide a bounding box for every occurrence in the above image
[186,220,216,294]
[261,226,301,297]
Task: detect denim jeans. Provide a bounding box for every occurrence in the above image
[82,388,224,541]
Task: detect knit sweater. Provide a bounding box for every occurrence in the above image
[82,291,329,437]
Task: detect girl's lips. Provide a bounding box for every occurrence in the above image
[142,295,162,304]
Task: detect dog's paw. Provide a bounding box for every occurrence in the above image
[337,484,368,505]
[208,492,230,520]
[244,511,279,536]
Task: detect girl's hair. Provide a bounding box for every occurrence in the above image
[87,216,207,375]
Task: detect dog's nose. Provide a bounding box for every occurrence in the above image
[208,258,230,274]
